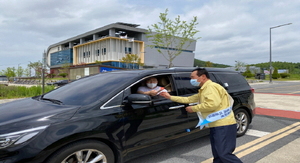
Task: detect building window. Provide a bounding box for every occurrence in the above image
[83,52,85,58]
[96,49,100,56]
[102,48,106,55]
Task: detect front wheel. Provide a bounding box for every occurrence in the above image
[234,108,250,137]
[46,140,115,163]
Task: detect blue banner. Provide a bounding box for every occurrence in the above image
[195,95,234,129]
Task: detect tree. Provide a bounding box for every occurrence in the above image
[120,54,144,69]
[58,63,71,78]
[242,66,254,78]
[28,61,43,77]
[16,66,24,77]
[47,69,56,78]
[1,67,16,80]
[23,67,31,77]
[205,61,213,67]
[147,8,200,68]
[272,67,280,79]
[235,61,246,72]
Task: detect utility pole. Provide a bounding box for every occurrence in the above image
[42,50,46,94]
[269,23,292,83]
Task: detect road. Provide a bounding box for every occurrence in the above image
[251,80,300,94]
[126,116,299,163]
[126,81,300,163]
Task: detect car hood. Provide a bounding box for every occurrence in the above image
[0,98,80,133]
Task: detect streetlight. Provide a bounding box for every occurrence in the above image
[269,23,292,83]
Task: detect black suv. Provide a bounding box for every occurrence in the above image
[0,68,255,163]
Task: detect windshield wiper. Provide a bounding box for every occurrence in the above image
[40,96,63,105]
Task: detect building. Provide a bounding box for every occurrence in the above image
[46,22,196,79]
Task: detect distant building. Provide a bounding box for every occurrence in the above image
[227,66,261,74]
[46,22,196,79]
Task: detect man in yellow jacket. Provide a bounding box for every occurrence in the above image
[160,68,242,163]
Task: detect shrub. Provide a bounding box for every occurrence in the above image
[59,73,68,78]
[272,68,280,79]
[242,70,254,78]
[280,73,290,78]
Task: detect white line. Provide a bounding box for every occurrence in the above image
[246,129,270,137]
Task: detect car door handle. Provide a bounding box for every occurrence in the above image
[169,105,185,110]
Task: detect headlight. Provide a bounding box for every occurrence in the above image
[0,125,48,149]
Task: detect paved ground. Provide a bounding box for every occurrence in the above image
[250,82,300,163]
[1,84,299,162]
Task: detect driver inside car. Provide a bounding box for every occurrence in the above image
[137,77,162,96]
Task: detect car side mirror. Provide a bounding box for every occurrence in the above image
[127,94,152,104]
[125,94,153,109]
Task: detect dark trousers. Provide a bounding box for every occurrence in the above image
[209,124,243,163]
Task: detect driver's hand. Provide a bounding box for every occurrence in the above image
[149,90,158,96]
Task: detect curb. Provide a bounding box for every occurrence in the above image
[255,107,300,120]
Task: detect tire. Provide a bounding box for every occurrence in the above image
[45,140,115,163]
[234,108,250,137]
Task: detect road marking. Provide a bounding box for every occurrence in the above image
[256,107,300,120]
[246,129,270,137]
[236,125,300,158]
[201,122,300,163]
[289,90,300,94]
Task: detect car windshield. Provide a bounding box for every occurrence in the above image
[42,71,138,106]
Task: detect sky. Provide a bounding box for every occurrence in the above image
[0,0,299,71]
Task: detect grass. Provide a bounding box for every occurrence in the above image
[0,85,55,99]
[0,77,68,100]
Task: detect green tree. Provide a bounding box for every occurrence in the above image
[205,61,213,67]
[120,54,144,69]
[23,67,31,77]
[272,67,280,79]
[95,60,102,64]
[147,8,201,68]
[58,63,70,78]
[16,66,24,77]
[235,61,246,72]
[1,67,16,80]
[28,61,43,77]
[242,65,254,78]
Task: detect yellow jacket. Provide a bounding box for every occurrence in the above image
[170,80,236,127]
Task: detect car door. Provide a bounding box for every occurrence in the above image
[172,72,201,132]
[121,74,192,160]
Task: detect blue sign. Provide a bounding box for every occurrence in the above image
[100,67,120,72]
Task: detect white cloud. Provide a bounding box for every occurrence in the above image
[0,0,299,70]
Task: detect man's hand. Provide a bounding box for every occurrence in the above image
[149,90,158,96]
[185,106,194,113]
[159,92,171,99]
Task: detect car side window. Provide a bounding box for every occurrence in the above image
[131,75,176,96]
[103,91,124,108]
[173,72,198,95]
[212,72,249,92]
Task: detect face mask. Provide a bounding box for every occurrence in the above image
[147,83,157,89]
[190,79,200,86]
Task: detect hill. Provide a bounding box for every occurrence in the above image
[194,59,231,68]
